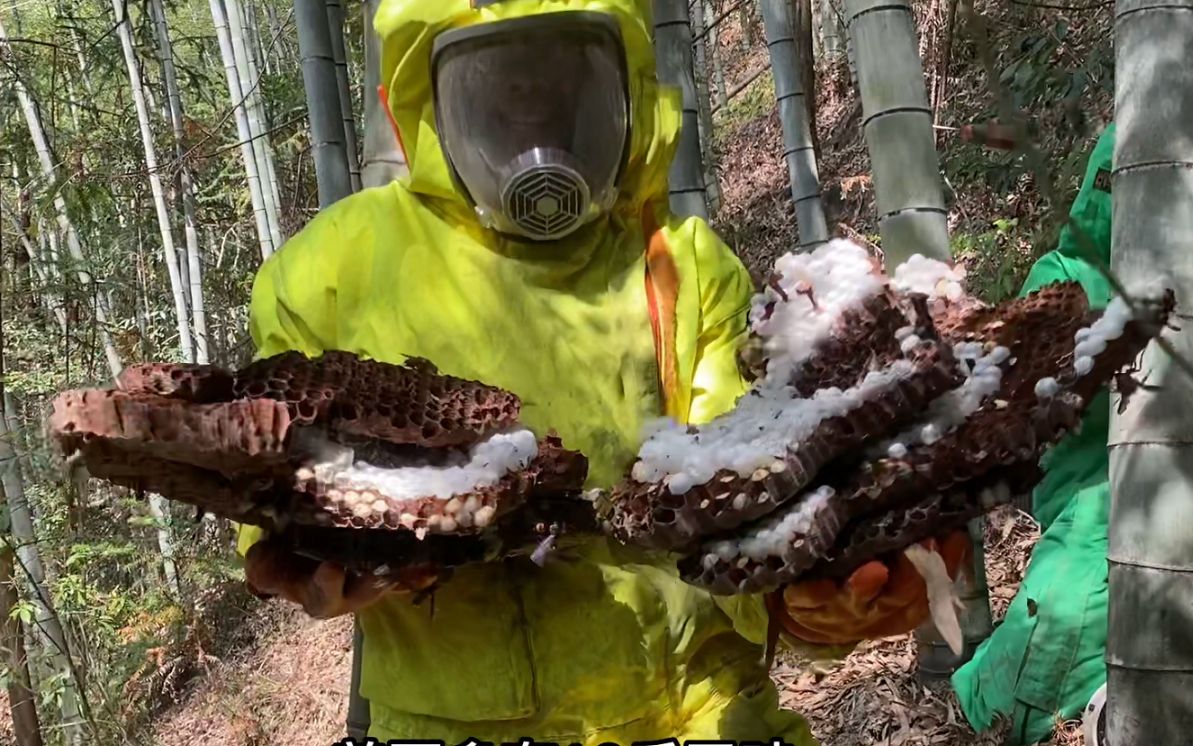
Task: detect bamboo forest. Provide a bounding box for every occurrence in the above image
[1,0,1190,744]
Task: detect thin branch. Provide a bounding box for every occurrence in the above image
[1008,0,1113,10]
[195,113,306,160]
[962,0,1193,385]
[80,0,130,57]
[694,0,752,42]
[2,37,65,50]
[711,64,771,114]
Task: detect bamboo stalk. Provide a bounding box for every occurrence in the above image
[226,0,284,249]
[111,0,188,603]
[691,0,721,212]
[64,74,81,130]
[247,1,272,76]
[326,0,362,192]
[295,0,354,207]
[6,169,67,333]
[111,0,194,367]
[761,0,828,248]
[1105,0,1193,739]
[791,0,820,159]
[67,22,95,98]
[19,229,66,333]
[820,0,843,58]
[811,0,823,57]
[0,519,43,746]
[1,17,123,381]
[45,223,66,327]
[844,18,857,86]
[209,0,275,260]
[240,0,285,243]
[708,1,730,109]
[338,1,376,736]
[266,3,286,65]
[846,0,949,267]
[740,1,756,48]
[693,0,748,42]
[654,0,709,219]
[933,0,958,122]
[846,0,993,677]
[0,354,84,746]
[360,0,405,188]
[149,0,210,363]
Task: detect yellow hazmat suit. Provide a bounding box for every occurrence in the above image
[238,0,828,741]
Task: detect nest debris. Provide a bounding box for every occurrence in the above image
[49,241,1173,591]
[50,351,592,574]
[600,241,1173,594]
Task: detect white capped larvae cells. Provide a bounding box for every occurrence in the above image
[47,241,1175,588]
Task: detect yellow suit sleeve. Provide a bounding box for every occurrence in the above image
[681,218,754,426]
[234,204,346,558]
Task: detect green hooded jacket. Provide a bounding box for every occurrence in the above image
[952,123,1116,745]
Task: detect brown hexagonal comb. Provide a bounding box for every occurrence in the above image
[599,243,1175,595]
[49,352,591,574]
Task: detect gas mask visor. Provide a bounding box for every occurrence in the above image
[431,12,630,241]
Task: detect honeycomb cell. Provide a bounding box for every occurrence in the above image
[605,274,1174,595]
[48,352,591,575]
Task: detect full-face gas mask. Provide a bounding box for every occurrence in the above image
[430,11,631,241]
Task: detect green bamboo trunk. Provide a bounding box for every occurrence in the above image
[1106,0,1193,739]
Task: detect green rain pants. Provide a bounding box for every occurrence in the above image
[951,123,1117,745]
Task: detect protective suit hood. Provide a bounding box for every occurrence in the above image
[373,0,681,226]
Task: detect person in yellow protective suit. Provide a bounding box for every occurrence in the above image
[238,1,969,742]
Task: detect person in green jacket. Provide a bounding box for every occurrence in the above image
[951,122,1116,745]
[238,0,969,743]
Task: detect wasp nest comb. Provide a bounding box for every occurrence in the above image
[49,352,591,574]
[601,240,1174,595]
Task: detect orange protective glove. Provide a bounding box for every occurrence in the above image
[244,537,441,619]
[766,531,972,646]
